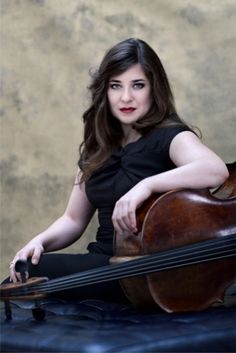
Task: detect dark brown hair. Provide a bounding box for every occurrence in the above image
[79,38,190,181]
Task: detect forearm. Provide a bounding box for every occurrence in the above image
[146,158,229,194]
[9,179,95,282]
[33,214,87,253]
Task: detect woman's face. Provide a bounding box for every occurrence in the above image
[107,64,152,128]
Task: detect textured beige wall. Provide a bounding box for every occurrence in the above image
[1,0,236,278]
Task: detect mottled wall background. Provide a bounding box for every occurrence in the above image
[1,0,235,278]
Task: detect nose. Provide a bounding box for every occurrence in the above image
[121,87,133,103]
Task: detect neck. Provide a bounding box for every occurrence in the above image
[122,125,142,147]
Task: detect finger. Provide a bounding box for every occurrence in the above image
[114,216,135,235]
[112,203,122,234]
[118,206,132,233]
[113,204,131,234]
[9,256,28,283]
[16,272,24,282]
[9,259,19,283]
[31,248,42,265]
[126,200,138,232]
[112,216,123,235]
[9,266,19,283]
[127,208,137,233]
[118,201,137,234]
[9,270,17,283]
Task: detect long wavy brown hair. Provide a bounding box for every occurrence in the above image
[79,38,192,182]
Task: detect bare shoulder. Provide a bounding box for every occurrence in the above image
[170,131,209,160]
[169,131,228,172]
[170,130,201,147]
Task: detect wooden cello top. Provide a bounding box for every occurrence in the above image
[115,161,236,312]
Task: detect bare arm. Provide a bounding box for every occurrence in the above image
[148,131,229,191]
[10,171,95,282]
[40,179,95,252]
[112,131,229,234]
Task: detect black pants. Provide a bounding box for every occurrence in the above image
[5,252,129,304]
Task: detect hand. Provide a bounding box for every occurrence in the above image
[9,240,44,283]
[112,178,152,235]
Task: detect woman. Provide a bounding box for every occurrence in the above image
[8,38,228,303]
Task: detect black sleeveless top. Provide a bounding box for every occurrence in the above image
[84,125,191,255]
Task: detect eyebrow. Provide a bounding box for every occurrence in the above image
[109,79,146,83]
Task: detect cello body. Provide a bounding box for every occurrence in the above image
[115,162,236,312]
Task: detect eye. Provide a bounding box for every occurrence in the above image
[109,83,121,90]
[133,83,145,89]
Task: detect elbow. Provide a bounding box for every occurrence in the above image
[209,162,229,188]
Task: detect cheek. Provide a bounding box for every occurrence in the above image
[107,92,118,112]
[141,92,152,110]
[107,91,115,106]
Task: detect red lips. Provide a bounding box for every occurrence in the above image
[120,107,136,113]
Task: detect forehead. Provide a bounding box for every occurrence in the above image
[110,63,148,81]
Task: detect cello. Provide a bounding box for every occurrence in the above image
[1,162,236,317]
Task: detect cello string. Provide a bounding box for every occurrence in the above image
[10,235,236,295]
[11,248,235,296]
[36,234,236,289]
[26,246,235,293]
[11,235,236,296]
[40,233,236,288]
[10,235,236,296]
